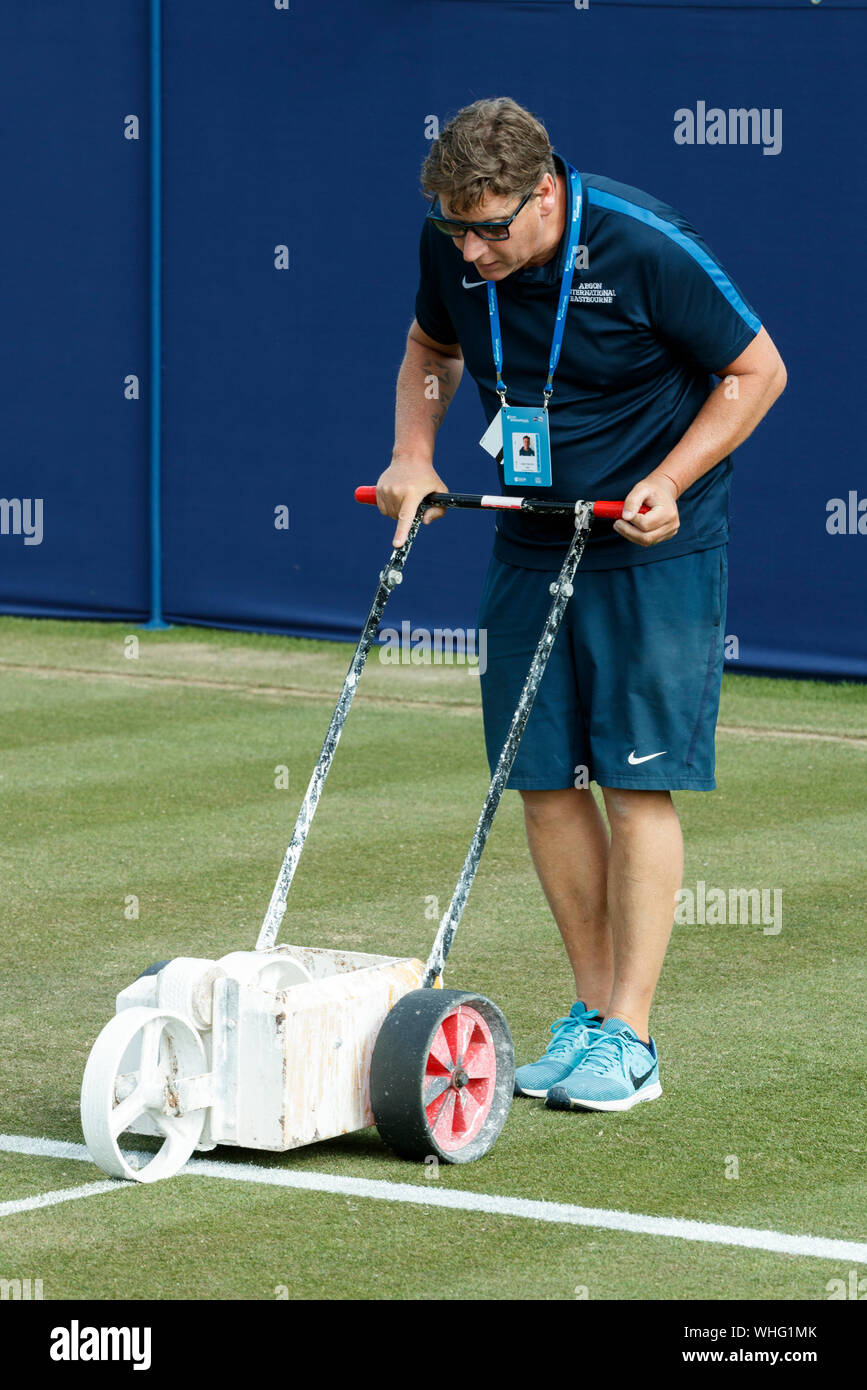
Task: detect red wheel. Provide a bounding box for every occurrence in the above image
[423,1005,497,1153]
[370,990,514,1164]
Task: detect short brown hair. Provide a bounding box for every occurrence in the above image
[420,98,555,217]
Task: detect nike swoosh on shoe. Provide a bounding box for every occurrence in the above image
[628,1066,656,1090]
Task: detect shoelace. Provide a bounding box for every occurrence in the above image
[545,1013,593,1060]
[581,1031,640,1076]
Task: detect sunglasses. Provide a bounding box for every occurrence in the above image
[426,186,537,242]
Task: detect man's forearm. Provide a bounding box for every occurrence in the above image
[392,334,464,466]
[647,360,786,499]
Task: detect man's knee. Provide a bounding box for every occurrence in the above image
[601,786,676,830]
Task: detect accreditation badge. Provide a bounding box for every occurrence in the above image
[501,406,552,488]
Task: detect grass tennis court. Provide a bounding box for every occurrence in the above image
[1,616,865,1300]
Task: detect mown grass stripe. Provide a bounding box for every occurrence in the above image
[1,662,864,744]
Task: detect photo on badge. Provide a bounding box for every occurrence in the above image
[512,432,540,474]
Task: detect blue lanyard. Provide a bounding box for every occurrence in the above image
[487,164,583,408]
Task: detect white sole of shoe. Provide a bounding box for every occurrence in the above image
[552,1081,663,1112]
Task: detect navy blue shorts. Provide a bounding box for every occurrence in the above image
[477,545,727,792]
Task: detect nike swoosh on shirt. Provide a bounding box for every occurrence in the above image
[627,750,667,765]
[462,277,486,289]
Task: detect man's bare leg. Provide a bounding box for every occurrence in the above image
[520,786,682,1041]
[600,787,683,1042]
[520,788,612,1014]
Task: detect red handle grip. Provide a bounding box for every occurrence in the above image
[355,486,379,505]
[592,500,650,519]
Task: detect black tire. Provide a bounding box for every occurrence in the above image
[134,960,172,981]
[370,989,514,1164]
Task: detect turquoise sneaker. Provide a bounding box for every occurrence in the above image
[514,1002,603,1098]
[546,1017,662,1112]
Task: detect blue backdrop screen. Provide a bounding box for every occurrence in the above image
[1,2,864,677]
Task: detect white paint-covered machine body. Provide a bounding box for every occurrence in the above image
[108,947,427,1160]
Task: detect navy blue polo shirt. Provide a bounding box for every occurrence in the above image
[414,156,761,569]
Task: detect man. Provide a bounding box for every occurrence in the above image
[518,435,536,456]
[376,98,785,1112]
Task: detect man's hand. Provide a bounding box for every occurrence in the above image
[376,458,449,548]
[613,474,680,548]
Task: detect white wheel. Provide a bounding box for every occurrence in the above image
[218,949,312,992]
[157,957,224,1030]
[81,1007,208,1183]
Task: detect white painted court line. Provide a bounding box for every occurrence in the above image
[0,1179,132,1220]
[2,1132,865,1264]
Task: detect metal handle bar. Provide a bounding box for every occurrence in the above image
[354,487,648,519]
